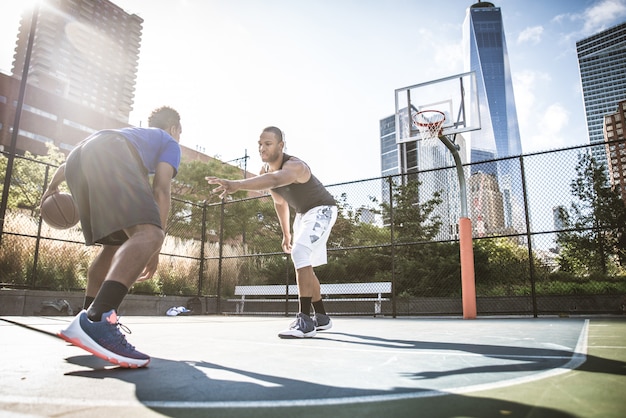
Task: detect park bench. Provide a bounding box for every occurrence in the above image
[229,282,392,315]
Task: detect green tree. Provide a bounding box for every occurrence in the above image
[378,179,451,296]
[168,158,246,239]
[473,237,531,295]
[380,179,442,243]
[556,152,626,276]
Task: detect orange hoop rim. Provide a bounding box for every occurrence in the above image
[413,109,445,127]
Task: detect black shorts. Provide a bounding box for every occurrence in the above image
[65,132,162,246]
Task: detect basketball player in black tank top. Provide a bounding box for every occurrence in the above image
[207,126,337,338]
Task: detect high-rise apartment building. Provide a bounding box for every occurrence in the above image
[1,1,222,169]
[577,22,626,167]
[11,0,143,122]
[604,99,626,202]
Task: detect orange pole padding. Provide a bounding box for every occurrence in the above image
[459,217,477,319]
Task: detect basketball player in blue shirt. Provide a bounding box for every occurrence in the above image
[40,106,182,367]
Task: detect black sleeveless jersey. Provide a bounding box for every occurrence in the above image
[270,154,336,214]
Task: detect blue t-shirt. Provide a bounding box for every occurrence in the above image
[110,127,181,177]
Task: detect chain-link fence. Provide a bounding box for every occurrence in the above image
[1,141,625,317]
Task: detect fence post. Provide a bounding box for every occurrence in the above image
[519,156,538,317]
[30,166,51,289]
[0,4,39,245]
[388,176,397,318]
[217,199,225,314]
[198,201,207,301]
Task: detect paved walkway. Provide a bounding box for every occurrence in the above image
[1,315,624,417]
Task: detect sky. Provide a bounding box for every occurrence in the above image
[1,0,626,185]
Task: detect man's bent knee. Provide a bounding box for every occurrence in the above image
[125,225,165,250]
[291,244,312,270]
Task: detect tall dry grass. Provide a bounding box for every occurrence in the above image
[1,211,244,295]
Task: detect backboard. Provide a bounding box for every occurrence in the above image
[395,71,480,143]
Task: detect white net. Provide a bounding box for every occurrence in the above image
[412,110,445,141]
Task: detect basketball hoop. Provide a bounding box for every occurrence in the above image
[412,110,445,141]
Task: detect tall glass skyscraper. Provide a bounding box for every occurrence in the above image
[463,1,522,162]
[576,22,626,167]
[462,2,523,230]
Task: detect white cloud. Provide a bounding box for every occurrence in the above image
[581,0,626,34]
[539,104,569,139]
[517,25,544,45]
[513,70,550,127]
[434,40,464,74]
[521,103,569,153]
[512,70,574,153]
[554,0,626,40]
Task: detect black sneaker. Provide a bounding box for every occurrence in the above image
[278,313,317,338]
[313,313,332,331]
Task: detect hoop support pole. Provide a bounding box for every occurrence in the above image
[459,217,476,319]
[438,134,476,319]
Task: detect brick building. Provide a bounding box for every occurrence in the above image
[604,99,626,202]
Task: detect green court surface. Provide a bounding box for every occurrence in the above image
[0,315,624,417]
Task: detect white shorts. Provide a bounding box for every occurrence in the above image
[291,205,337,269]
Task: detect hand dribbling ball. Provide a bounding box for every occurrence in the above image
[41,192,80,229]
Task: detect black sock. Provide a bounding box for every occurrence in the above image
[312,299,326,315]
[87,281,128,322]
[299,297,312,316]
[83,296,95,310]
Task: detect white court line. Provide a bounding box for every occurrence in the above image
[0,320,590,410]
[195,336,577,359]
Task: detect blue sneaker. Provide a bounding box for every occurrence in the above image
[58,309,150,368]
[313,313,332,331]
[278,313,317,339]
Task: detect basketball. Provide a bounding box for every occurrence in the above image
[41,192,80,229]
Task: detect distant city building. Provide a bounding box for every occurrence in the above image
[379,112,418,215]
[11,0,142,122]
[380,114,402,178]
[577,22,626,167]
[418,132,468,241]
[603,99,626,202]
[468,172,505,236]
[378,112,468,239]
[552,205,567,232]
[358,207,376,225]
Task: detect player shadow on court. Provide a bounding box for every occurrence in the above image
[62,355,576,418]
[315,332,626,379]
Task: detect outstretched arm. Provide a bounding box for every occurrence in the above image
[206,159,308,199]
